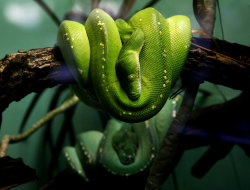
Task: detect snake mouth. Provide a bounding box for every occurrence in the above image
[128,90,140,100]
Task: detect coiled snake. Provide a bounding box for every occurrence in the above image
[57,7,191,122]
[58,7,190,178]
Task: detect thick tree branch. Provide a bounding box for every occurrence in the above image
[0,38,249,112]
[146,82,200,189]
[182,91,250,150]
[185,37,250,89]
[182,91,250,177]
[0,47,74,112]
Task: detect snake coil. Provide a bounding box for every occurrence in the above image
[57,8,191,122]
[64,95,183,178]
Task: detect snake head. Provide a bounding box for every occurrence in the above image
[118,148,137,165]
[116,51,141,100]
[112,124,138,165]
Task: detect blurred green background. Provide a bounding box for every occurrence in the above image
[0,0,250,189]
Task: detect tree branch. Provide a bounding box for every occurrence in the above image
[0,47,74,112]
[0,96,79,157]
[146,82,200,189]
[0,38,249,112]
[182,91,250,177]
[182,91,250,150]
[185,37,250,89]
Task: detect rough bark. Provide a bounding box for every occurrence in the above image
[186,37,250,89]
[0,47,74,112]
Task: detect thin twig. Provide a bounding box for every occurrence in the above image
[48,101,77,178]
[133,0,160,16]
[117,0,136,19]
[91,0,101,10]
[35,0,61,26]
[193,0,216,37]
[0,135,10,157]
[142,0,160,9]
[44,85,68,151]
[19,90,45,133]
[216,0,224,39]
[0,96,79,157]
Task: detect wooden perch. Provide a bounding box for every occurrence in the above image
[0,37,249,112]
[185,38,250,89]
[0,47,73,113]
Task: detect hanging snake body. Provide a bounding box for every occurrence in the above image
[64,95,182,179]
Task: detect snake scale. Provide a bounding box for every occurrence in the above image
[58,8,191,178]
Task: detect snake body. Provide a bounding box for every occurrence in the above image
[64,95,182,178]
[57,8,191,122]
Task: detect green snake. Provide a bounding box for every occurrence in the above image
[63,95,182,179]
[57,8,191,122]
